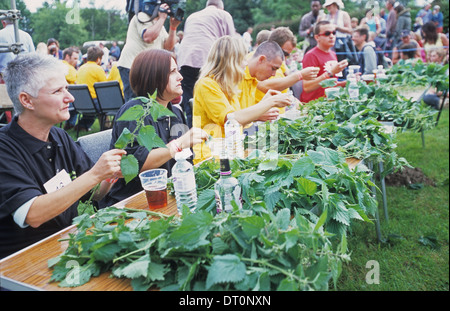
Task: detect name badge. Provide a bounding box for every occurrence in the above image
[43,169,72,194]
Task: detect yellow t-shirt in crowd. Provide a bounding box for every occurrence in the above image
[238,65,259,109]
[241,52,287,113]
[62,60,77,85]
[193,76,241,164]
[76,61,107,99]
[107,63,124,95]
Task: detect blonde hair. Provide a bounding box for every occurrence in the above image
[197,35,247,98]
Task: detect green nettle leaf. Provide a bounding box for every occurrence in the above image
[291,156,315,177]
[114,128,134,149]
[147,262,168,281]
[92,243,122,262]
[196,189,216,212]
[149,101,177,122]
[314,207,328,232]
[59,265,93,288]
[296,177,318,196]
[206,254,246,289]
[120,155,140,184]
[239,215,265,238]
[117,105,145,121]
[168,211,213,247]
[113,255,150,279]
[319,79,337,88]
[137,125,167,151]
[277,278,298,291]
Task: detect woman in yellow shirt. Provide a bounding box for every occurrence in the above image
[193,35,292,163]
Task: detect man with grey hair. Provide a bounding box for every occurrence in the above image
[0,53,126,259]
[177,0,235,128]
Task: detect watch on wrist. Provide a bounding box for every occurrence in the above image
[326,70,334,78]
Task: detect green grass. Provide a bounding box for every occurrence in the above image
[336,109,449,291]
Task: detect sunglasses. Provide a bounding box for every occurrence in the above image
[318,30,337,37]
[282,50,290,57]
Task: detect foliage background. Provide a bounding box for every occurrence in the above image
[1,0,448,50]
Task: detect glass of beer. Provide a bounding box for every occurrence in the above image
[139,169,168,210]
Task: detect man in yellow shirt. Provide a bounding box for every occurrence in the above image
[75,46,106,131]
[239,39,317,117]
[62,47,80,130]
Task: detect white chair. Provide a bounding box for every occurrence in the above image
[76,129,112,163]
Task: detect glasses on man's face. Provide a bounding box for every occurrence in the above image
[318,30,337,37]
[282,50,290,57]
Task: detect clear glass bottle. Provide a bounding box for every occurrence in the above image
[214,157,242,213]
[224,112,244,160]
[172,149,197,213]
[347,68,359,99]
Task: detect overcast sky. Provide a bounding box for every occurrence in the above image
[22,0,126,13]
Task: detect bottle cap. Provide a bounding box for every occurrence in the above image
[220,158,231,173]
[175,148,193,161]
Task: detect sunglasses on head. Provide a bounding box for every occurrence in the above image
[318,30,337,37]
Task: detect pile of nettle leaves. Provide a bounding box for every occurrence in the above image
[386,59,449,93]
[49,61,444,291]
[307,81,438,133]
[49,148,364,291]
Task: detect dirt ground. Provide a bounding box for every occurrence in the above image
[385,166,436,187]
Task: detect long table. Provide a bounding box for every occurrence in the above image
[0,190,178,291]
[0,157,361,291]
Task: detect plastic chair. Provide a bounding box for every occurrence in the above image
[76,129,112,163]
[94,81,124,130]
[68,84,100,138]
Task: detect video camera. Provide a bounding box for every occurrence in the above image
[142,0,186,22]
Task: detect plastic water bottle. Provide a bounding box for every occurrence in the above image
[224,112,244,160]
[376,65,387,85]
[172,149,197,213]
[214,156,242,213]
[347,68,359,99]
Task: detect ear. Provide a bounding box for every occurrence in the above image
[258,55,267,64]
[18,92,34,111]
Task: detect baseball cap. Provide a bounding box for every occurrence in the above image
[401,30,410,38]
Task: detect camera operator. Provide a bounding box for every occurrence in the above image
[47,38,63,60]
[118,2,181,102]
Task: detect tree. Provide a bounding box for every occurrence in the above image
[30,1,88,48]
[0,0,32,33]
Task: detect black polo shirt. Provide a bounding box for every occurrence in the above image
[99,99,190,209]
[0,117,94,259]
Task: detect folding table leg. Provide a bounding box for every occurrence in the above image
[378,161,389,223]
[368,161,383,243]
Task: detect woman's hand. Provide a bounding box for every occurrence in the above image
[262,90,292,108]
[90,149,127,183]
[177,127,209,150]
[256,107,280,122]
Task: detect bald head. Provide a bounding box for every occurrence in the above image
[207,0,224,9]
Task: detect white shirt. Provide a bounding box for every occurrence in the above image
[242,31,253,52]
[0,24,35,73]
